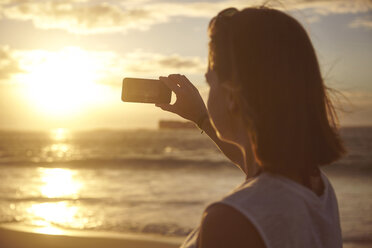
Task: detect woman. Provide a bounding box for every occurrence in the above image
[156,6,345,248]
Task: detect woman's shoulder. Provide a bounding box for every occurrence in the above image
[216,171,319,221]
[195,174,272,248]
[198,202,266,248]
[197,170,339,248]
[222,171,329,204]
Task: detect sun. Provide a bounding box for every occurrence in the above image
[21,47,105,117]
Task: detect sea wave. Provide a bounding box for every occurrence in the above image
[342,236,372,245]
[0,196,205,207]
[0,218,195,237]
[0,157,231,169]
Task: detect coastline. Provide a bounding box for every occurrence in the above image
[0,224,183,248]
[1,224,371,248]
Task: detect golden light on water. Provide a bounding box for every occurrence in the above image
[39,168,81,198]
[25,168,84,233]
[51,128,69,141]
[28,202,78,223]
[45,128,72,160]
[33,225,65,235]
[27,202,78,234]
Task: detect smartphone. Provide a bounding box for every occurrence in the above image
[121,77,171,104]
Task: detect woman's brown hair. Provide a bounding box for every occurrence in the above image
[208,6,346,186]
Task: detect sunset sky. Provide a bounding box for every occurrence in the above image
[0,0,371,130]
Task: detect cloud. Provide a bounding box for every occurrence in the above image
[0,0,240,34]
[335,89,372,126]
[99,50,206,87]
[279,0,372,26]
[349,15,372,30]
[1,0,371,34]
[0,45,23,80]
[292,0,372,15]
[1,1,169,34]
[340,90,372,108]
[0,0,238,34]
[0,46,206,87]
[122,51,206,75]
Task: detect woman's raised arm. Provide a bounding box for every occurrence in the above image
[156,74,258,177]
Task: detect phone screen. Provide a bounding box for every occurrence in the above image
[121,78,171,104]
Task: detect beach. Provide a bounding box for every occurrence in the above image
[0,224,183,248]
[1,222,371,248]
[0,127,371,247]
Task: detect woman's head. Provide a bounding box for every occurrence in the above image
[206,6,345,177]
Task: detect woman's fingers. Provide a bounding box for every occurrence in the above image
[180,75,198,92]
[155,103,177,114]
[159,76,182,95]
[169,74,196,92]
[157,74,206,122]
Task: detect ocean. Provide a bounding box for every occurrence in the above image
[0,127,371,247]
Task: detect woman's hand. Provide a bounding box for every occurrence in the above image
[156,74,207,123]
[157,74,259,179]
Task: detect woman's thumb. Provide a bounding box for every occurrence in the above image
[155,103,166,108]
[155,103,177,114]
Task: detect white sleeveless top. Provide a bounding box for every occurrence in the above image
[180,170,342,248]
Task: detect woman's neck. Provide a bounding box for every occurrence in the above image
[240,137,260,178]
[266,168,324,196]
[238,131,324,196]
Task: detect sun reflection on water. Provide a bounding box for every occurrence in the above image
[33,225,65,235]
[25,168,86,233]
[51,128,69,141]
[28,202,78,225]
[39,168,81,198]
[25,129,87,232]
